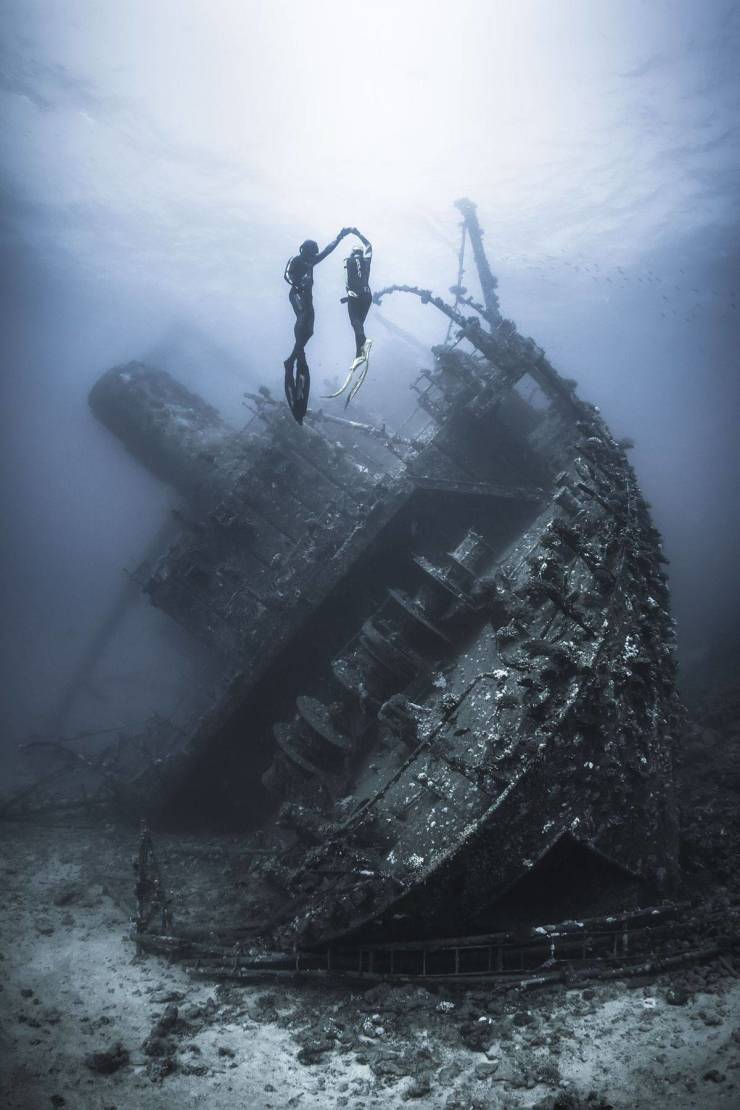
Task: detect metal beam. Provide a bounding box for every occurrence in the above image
[411,475,544,502]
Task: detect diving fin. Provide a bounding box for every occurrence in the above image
[323,363,358,400]
[345,339,373,407]
[285,357,309,424]
[323,339,373,404]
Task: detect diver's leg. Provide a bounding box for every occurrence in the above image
[357,292,372,357]
[343,294,373,406]
[348,299,366,358]
[294,304,314,421]
[291,300,314,360]
[286,292,313,420]
[287,289,303,361]
[285,292,300,410]
[303,302,315,344]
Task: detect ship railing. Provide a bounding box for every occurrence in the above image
[134,898,740,986]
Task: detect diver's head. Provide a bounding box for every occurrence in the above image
[299,239,319,258]
[349,246,364,258]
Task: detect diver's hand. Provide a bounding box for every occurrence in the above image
[339,227,352,237]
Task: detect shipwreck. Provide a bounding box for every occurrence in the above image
[85,200,681,975]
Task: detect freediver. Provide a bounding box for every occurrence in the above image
[324,227,374,407]
[283,228,351,424]
[343,228,373,362]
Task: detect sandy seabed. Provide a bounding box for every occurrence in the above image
[1,821,738,1110]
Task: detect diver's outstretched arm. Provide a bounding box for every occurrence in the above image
[315,228,351,263]
[349,227,372,255]
[348,224,370,246]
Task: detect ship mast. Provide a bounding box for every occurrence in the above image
[454,197,501,329]
[444,218,468,346]
[373,200,584,417]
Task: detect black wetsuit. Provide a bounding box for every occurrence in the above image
[344,241,373,357]
[283,256,314,423]
[285,255,316,354]
[284,236,344,423]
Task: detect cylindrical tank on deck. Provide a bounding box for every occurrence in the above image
[89,361,232,500]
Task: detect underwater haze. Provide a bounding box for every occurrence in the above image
[1,0,739,750]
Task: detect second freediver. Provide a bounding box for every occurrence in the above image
[326,227,374,407]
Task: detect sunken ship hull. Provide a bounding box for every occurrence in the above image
[90,201,679,952]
